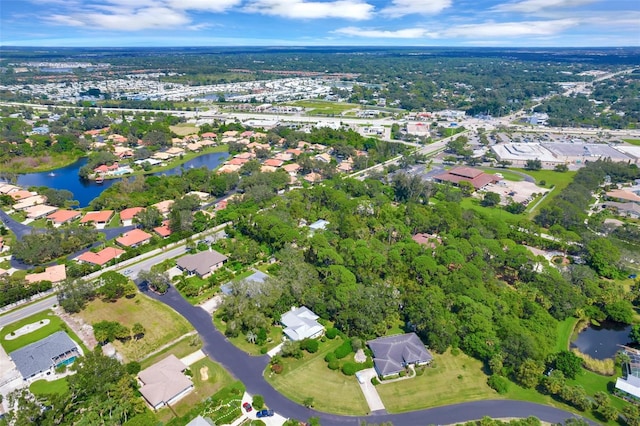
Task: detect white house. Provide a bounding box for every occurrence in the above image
[280,306,325,341]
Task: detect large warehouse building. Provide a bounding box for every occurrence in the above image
[492,142,638,167]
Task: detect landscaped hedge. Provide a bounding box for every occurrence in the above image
[300,338,319,353]
[333,339,353,359]
[488,374,510,394]
[325,328,339,339]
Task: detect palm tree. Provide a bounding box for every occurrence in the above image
[246,331,257,344]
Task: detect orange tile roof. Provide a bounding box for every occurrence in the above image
[264,159,283,167]
[47,209,81,223]
[10,190,33,200]
[80,210,114,224]
[25,265,66,284]
[116,229,152,247]
[153,222,172,238]
[119,207,144,221]
[77,247,125,266]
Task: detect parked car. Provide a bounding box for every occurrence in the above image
[256,409,274,418]
[242,402,252,412]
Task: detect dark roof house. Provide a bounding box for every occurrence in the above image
[434,167,501,190]
[9,331,79,380]
[138,355,193,410]
[176,250,228,278]
[367,333,433,377]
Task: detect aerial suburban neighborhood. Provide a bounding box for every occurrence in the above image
[0,41,639,426]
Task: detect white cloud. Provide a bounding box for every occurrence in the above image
[334,26,435,38]
[244,0,374,20]
[445,19,579,37]
[47,7,191,31]
[166,0,242,12]
[493,0,597,13]
[381,0,452,17]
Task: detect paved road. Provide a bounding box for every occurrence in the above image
[0,209,42,241]
[141,284,593,426]
[0,296,56,327]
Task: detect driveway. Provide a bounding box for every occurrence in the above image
[141,285,596,426]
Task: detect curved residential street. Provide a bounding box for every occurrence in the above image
[140,284,594,426]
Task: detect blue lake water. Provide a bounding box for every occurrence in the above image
[571,321,631,360]
[15,151,228,207]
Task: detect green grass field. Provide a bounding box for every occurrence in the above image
[140,333,202,370]
[75,293,193,362]
[265,337,369,415]
[623,139,640,146]
[1,310,86,354]
[212,314,283,356]
[376,349,497,412]
[30,377,69,396]
[517,169,576,217]
[460,198,521,221]
[555,317,580,353]
[290,100,360,116]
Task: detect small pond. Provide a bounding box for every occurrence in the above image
[571,320,631,360]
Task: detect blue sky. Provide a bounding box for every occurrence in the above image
[2,0,639,47]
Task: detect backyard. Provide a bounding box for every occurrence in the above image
[265,337,369,415]
[155,358,236,423]
[74,293,193,361]
[1,310,86,354]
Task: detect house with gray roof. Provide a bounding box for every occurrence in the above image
[280,306,325,341]
[176,249,228,279]
[9,331,79,380]
[367,333,433,378]
[138,354,193,410]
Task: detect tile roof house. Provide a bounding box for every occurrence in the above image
[76,247,125,266]
[13,195,47,211]
[152,200,174,217]
[606,189,640,204]
[176,250,228,279]
[10,190,35,201]
[25,264,67,284]
[367,333,433,378]
[25,204,58,220]
[10,331,79,380]
[264,158,284,168]
[280,306,325,341]
[80,210,114,229]
[116,229,152,248]
[138,355,193,410]
[304,172,322,183]
[119,207,144,226]
[153,220,172,238]
[201,132,217,139]
[434,167,501,190]
[47,209,81,227]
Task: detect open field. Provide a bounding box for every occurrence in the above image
[623,139,640,146]
[460,198,521,221]
[518,169,576,217]
[74,293,193,362]
[290,100,360,116]
[1,310,86,354]
[30,377,69,396]
[140,333,202,370]
[265,337,369,415]
[376,349,497,412]
[213,314,282,356]
[170,124,200,136]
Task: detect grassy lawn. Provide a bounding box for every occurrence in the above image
[460,198,521,221]
[1,310,86,354]
[376,349,497,413]
[170,124,200,136]
[212,314,282,356]
[30,377,69,396]
[479,167,525,182]
[156,358,235,422]
[510,169,575,216]
[140,333,202,370]
[623,139,640,146]
[176,275,217,305]
[74,293,193,362]
[290,100,360,116]
[0,153,82,174]
[555,317,580,352]
[265,337,369,415]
